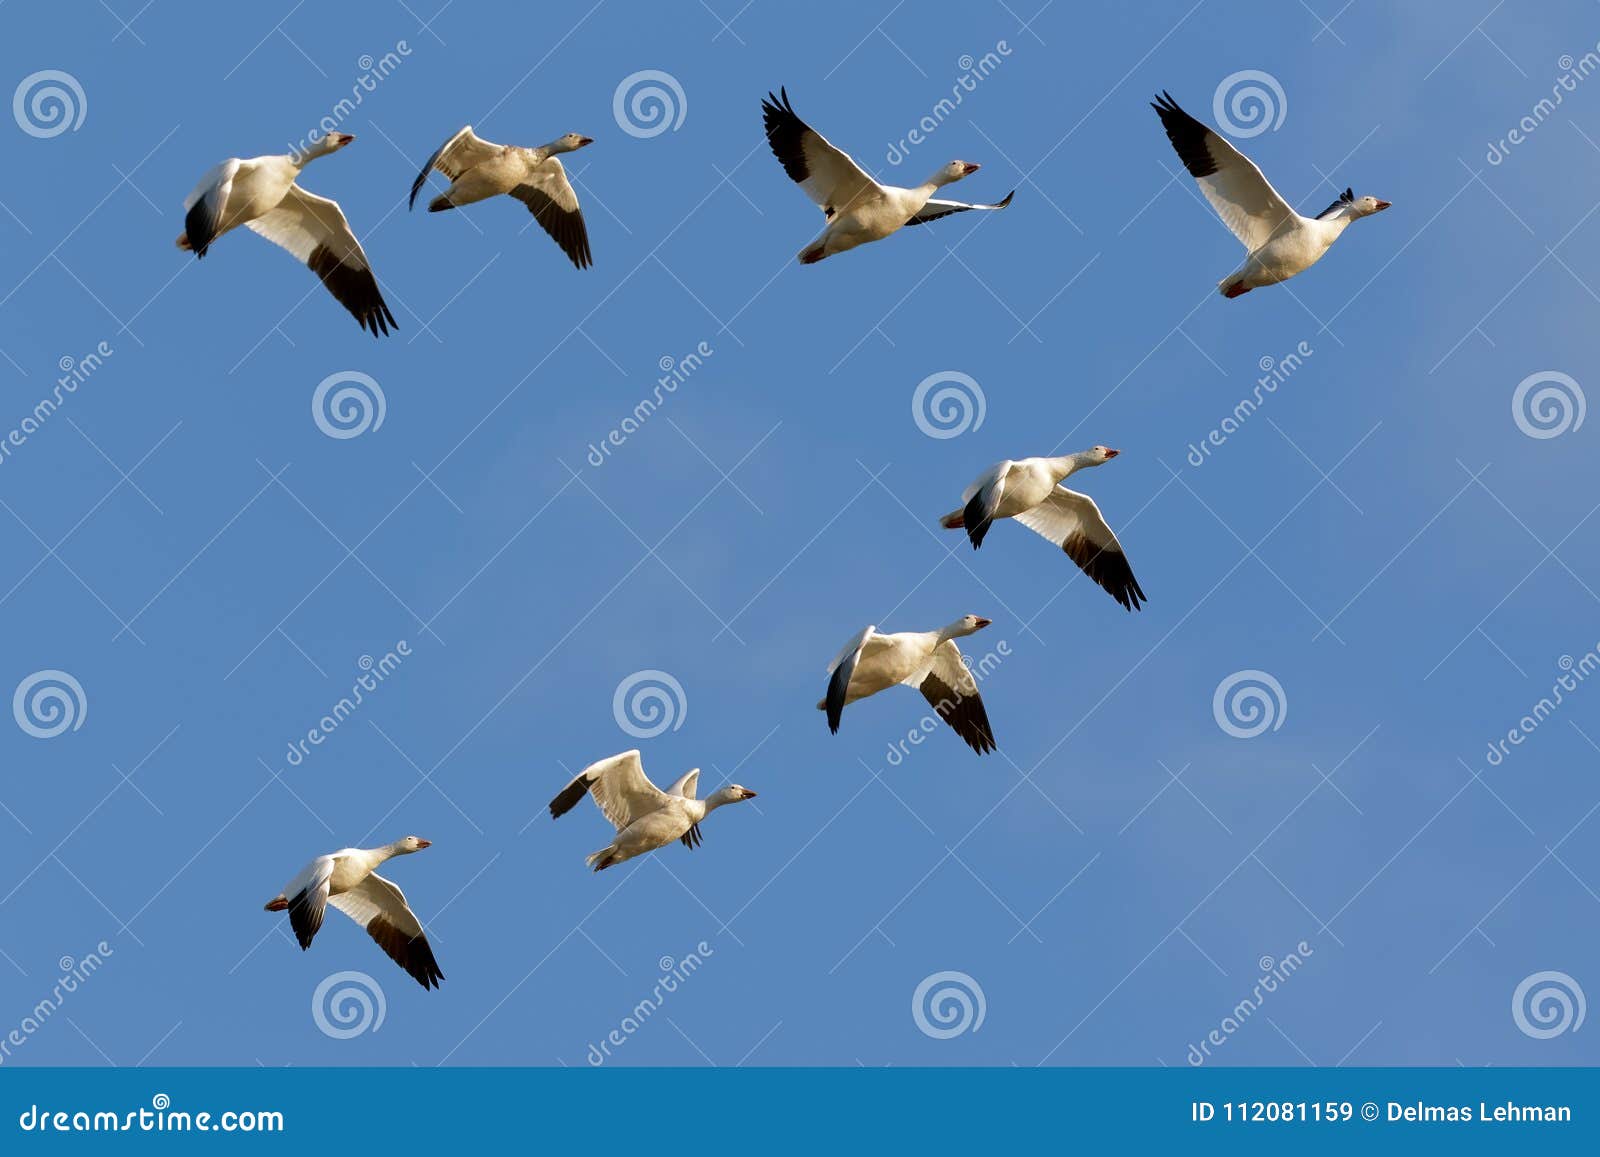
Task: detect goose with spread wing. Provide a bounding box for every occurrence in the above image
[1150,92,1389,297]
[762,88,1013,264]
[263,835,442,989]
[177,133,397,335]
[409,126,594,268]
[549,750,757,871]
[820,616,998,754]
[941,446,1147,612]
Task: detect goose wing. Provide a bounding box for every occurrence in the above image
[824,624,877,733]
[328,872,443,990]
[904,190,1015,227]
[917,641,996,754]
[408,125,503,209]
[245,185,397,336]
[510,157,592,269]
[1150,91,1298,252]
[1013,486,1147,611]
[548,749,669,830]
[181,159,240,258]
[762,87,879,217]
[281,855,335,950]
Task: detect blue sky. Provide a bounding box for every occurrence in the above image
[0,0,1597,1068]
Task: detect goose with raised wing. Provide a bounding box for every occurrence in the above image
[263,835,442,989]
[820,616,998,754]
[549,750,757,871]
[409,126,594,268]
[940,447,1147,612]
[762,88,1013,264]
[1150,92,1389,297]
[177,133,397,335]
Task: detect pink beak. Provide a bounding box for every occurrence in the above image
[1373,200,1391,211]
[1104,448,1120,458]
[974,617,993,628]
[415,839,431,848]
[961,162,981,175]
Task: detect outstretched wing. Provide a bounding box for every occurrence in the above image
[328,872,444,990]
[1150,91,1297,252]
[1013,486,1147,611]
[959,461,1010,549]
[245,185,397,336]
[510,157,592,269]
[409,125,503,209]
[281,855,335,950]
[824,624,876,734]
[548,750,668,830]
[181,158,240,258]
[917,641,996,755]
[762,87,879,217]
[904,190,1015,227]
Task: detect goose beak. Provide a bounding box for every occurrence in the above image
[961,162,981,175]
[415,839,432,849]
[578,136,594,147]
[1373,200,1391,211]
[335,133,355,145]
[1104,448,1120,458]
[742,789,758,800]
[974,617,993,629]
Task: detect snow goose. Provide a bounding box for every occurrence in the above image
[1150,92,1389,297]
[940,447,1147,612]
[409,126,594,268]
[821,616,997,754]
[177,133,397,335]
[263,835,441,989]
[548,750,757,871]
[762,88,1013,264]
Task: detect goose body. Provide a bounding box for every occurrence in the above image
[177,133,396,335]
[262,835,442,989]
[1150,92,1389,297]
[940,447,1147,612]
[820,615,997,754]
[410,126,594,268]
[548,750,757,871]
[762,88,1013,264]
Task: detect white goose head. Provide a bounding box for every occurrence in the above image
[928,159,981,187]
[389,834,432,855]
[551,132,595,153]
[944,613,993,640]
[706,784,759,809]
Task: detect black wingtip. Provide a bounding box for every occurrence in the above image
[549,775,588,819]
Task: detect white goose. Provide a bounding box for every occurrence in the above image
[762,88,1013,264]
[177,133,397,335]
[549,750,757,871]
[263,835,442,989]
[821,615,997,754]
[1151,92,1390,297]
[940,447,1147,612]
[410,126,594,268]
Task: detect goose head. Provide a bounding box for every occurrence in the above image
[553,132,595,153]
[946,613,993,639]
[1353,194,1391,216]
[1055,445,1119,479]
[929,159,981,187]
[706,784,758,809]
[295,132,355,164]
[392,834,432,854]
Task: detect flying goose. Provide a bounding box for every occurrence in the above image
[549,750,757,871]
[940,447,1147,612]
[410,126,594,268]
[821,616,997,754]
[177,133,397,335]
[263,835,442,989]
[1150,92,1389,297]
[761,88,1013,264]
